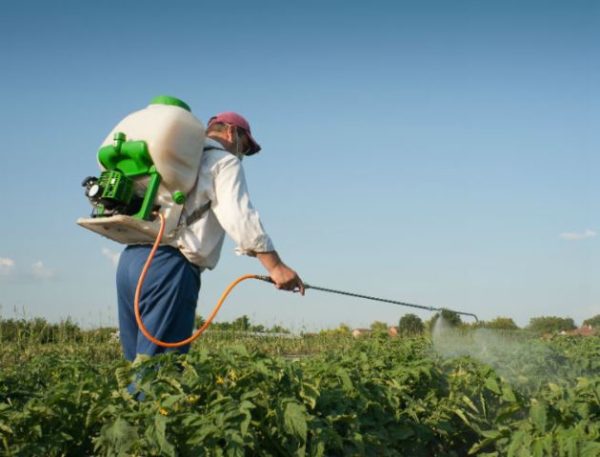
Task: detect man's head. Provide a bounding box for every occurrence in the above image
[206,112,261,158]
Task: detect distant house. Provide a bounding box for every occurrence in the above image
[352,326,400,338]
[352,328,371,338]
[561,324,596,337]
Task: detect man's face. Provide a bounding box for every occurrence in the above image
[234,127,252,156]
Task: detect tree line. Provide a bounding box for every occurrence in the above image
[1,312,598,344]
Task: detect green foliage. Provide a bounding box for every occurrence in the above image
[369,321,388,333]
[1,317,599,456]
[430,309,463,329]
[318,323,352,337]
[528,316,577,335]
[398,313,425,336]
[583,314,600,328]
[194,314,206,329]
[482,317,519,331]
[206,314,291,334]
[0,317,83,344]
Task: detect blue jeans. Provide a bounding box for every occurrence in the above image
[117,245,201,361]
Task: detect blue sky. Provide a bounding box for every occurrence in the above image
[0,0,598,330]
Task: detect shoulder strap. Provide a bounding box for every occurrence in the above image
[185,200,212,226]
[180,141,225,227]
[182,143,223,226]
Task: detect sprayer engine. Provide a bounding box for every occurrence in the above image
[82,171,144,217]
[80,130,162,223]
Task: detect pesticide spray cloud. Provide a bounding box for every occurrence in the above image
[431,318,573,390]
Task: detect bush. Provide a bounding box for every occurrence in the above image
[398,314,424,336]
[0,317,83,344]
[527,316,576,335]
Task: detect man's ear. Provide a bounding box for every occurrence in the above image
[225,124,235,143]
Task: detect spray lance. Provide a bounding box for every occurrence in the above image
[254,276,479,323]
[132,214,478,349]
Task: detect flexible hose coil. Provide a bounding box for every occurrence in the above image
[134,213,263,348]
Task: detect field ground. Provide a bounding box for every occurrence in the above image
[1,327,599,456]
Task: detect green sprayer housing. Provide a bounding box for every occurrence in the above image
[82,132,161,220]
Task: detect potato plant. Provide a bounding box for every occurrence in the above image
[1,333,599,456]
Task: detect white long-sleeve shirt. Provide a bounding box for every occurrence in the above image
[173,138,275,269]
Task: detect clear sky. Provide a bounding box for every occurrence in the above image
[0,0,598,330]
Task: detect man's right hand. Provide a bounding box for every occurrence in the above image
[256,251,305,295]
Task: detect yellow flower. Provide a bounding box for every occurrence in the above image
[186,394,200,404]
[216,375,225,385]
[159,407,169,416]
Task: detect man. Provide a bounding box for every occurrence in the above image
[116,112,304,361]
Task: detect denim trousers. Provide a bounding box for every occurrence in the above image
[116,245,201,361]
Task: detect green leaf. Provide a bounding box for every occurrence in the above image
[155,413,175,457]
[502,384,517,403]
[485,377,501,395]
[582,442,600,457]
[160,393,184,408]
[0,421,14,434]
[98,417,138,454]
[481,430,502,439]
[114,366,131,390]
[462,395,479,414]
[336,368,354,392]
[393,425,414,440]
[529,401,547,433]
[283,401,307,442]
[547,382,561,393]
[310,440,326,457]
[506,429,528,457]
[454,408,471,426]
[300,382,320,410]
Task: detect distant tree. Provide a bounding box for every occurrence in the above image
[252,324,266,333]
[583,314,600,328]
[232,315,251,331]
[527,316,576,334]
[204,315,290,334]
[370,321,389,333]
[398,314,424,336]
[483,317,519,330]
[194,315,206,329]
[319,323,352,336]
[268,324,290,334]
[337,323,351,334]
[210,320,232,331]
[0,317,82,343]
[430,309,462,329]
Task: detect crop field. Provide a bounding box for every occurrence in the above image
[1,322,599,456]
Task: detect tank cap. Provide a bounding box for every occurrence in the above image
[150,95,191,112]
[172,191,186,204]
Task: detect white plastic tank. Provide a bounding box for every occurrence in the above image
[100,96,205,195]
[80,96,206,245]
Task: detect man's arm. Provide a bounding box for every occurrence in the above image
[210,157,304,294]
[256,251,305,295]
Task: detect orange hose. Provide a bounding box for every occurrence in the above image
[134,213,264,348]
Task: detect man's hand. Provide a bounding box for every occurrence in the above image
[270,263,305,295]
[256,251,305,295]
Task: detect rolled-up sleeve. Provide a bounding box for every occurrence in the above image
[211,157,275,256]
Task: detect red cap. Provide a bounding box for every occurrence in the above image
[207,112,261,155]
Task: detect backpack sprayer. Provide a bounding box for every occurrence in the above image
[77,96,204,244]
[78,96,478,349]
